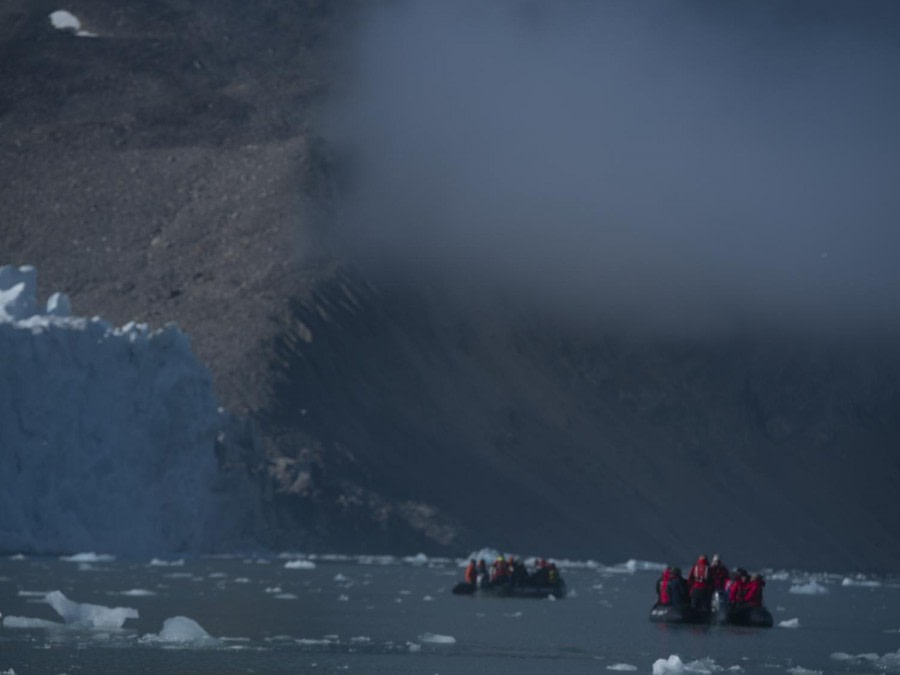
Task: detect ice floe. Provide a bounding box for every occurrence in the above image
[284,560,316,570]
[3,616,65,630]
[149,558,185,567]
[841,575,881,588]
[117,589,157,597]
[61,552,115,563]
[607,665,638,672]
[141,616,219,647]
[45,590,138,629]
[778,618,800,628]
[5,591,138,630]
[419,633,456,644]
[652,655,722,674]
[831,648,900,670]
[789,580,829,595]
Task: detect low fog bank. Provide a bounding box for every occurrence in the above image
[326,1,900,339]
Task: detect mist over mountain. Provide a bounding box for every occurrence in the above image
[329,1,900,338]
[2,1,899,571]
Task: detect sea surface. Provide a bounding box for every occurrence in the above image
[1,553,898,674]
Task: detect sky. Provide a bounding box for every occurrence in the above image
[326,1,900,337]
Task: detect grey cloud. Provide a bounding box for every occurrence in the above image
[325,1,900,336]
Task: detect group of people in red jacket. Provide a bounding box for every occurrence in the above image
[464,555,560,588]
[655,554,766,611]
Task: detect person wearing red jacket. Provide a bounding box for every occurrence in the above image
[727,568,748,605]
[464,559,477,585]
[656,567,673,605]
[743,574,766,607]
[688,554,711,610]
[709,554,730,592]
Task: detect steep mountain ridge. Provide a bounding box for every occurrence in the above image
[265,270,900,570]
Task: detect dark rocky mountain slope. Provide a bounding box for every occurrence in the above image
[3,0,899,572]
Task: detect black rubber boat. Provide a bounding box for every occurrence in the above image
[452,579,567,599]
[648,602,711,624]
[722,605,774,627]
[651,593,773,627]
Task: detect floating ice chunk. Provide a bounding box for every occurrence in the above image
[789,580,829,595]
[338,594,350,602]
[779,618,801,628]
[652,655,720,674]
[48,9,96,36]
[407,642,421,652]
[45,590,138,629]
[149,558,185,567]
[49,10,81,30]
[786,668,822,675]
[118,589,156,597]
[403,553,428,565]
[831,648,900,670]
[284,560,316,570]
[356,555,396,565]
[841,575,881,588]
[653,655,686,674]
[142,616,219,647]
[621,559,667,573]
[334,573,349,582]
[3,615,64,629]
[607,665,638,672]
[60,553,115,563]
[418,633,456,644]
[274,593,298,600]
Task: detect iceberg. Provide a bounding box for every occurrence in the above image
[0,265,248,556]
[789,580,829,595]
[45,590,138,629]
[142,616,220,647]
[652,655,722,674]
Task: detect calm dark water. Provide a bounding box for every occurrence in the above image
[1,555,898,674]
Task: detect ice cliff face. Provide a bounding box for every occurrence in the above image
[0,265,236,555]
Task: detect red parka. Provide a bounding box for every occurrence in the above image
[727,577,746,604]
[658,568,672,604]
[743,577,765,607]
[688,556,710,590]
[464,561,477,585]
